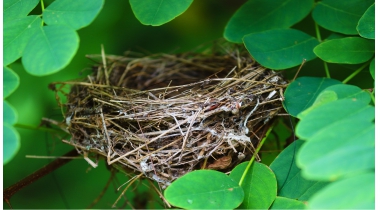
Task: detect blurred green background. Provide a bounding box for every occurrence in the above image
[4,0,373,208]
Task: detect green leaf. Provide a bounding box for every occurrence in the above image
[309,172,374,209]
[313,37,374,64]
[43,0,104,30]
[164,170,244,209]
[270,197,306,209]
[296,98,374,140]
[4,124,21,165]
[283,77,341,117]
[270,140,328,201]
[22,25,79,76]
[297,121,374,180]
[129,0,193,26]
[4,0,39,23]
[312,0,374,35]
[4,101,18,125]
[3,67,20,98]
[369,58,374,79]
[357,3,375,39]
[224,0,314,43]
[243,29,319,70]
[229,162,277,209]
[3,15,42,65]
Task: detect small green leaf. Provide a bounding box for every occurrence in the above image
[164,170,244,209]
[4,0,39,23]
[230,162,277,209]
[309,172,374,209]
[283,77,341,117]
[357,3,375,39]
[369,58,374,79]
[313,37,374,64]
[270,197,306,209]
[43,0,104,30]
[3,67,20,98]
[243,29,319,69]
[312,0,374,35]
[129,0,193,26]
[4,124,21,165]
[22,25,79,76]
[3,15,42,65]
[270,140,328,201]
[4,101,18,125]
[224,0,314,43]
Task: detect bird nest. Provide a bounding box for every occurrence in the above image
[50,43,287,188]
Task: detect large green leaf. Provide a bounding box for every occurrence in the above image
[129,0,193,26]
[283,77,341,117]
[22,25,79,76]
[270,197,306,209]
[164,170,244,209]
[313,37,374,64]
[270,140,328,201]
[4,101,18,125]
[4,124,21,165]
[356,3,375,39]
[243,29,319,69]
[4,0,39,23]
[224,0,314,43]
[312,0,374,35]
[369,58,374,79]
[296,98,374,140]
[3,67,20,98]
[43,0,104,30]
[3,15,42,65]
[308,172,374,209]
[229,162,277,209]
[297,121,374,180]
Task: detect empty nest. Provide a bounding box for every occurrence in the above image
[51,43,287,188]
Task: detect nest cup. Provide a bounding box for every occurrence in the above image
[51,43,287,188]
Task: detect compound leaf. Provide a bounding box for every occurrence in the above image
[4,0,39,23]
[224,0,314,43]
[243,29,318,69]
[129,0,193,26]
[313,37,374,64]
[230,162,277,209]
[3,15,42,65]
[3,124,21,165]
[164,170,244,209]
[4,101,18,125]
[22,25,79,76]
[43,0,104,30]
[357,3,375,39]
[3,67,20,98]
[312,0,374,35]
[369,58,374,79]
[270,197,306,209]
[283,77,341,117]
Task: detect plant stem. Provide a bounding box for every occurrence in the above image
[342,62,370,84]
[323,61,331,78]
[14,123,65,134]
[238,124,274,186]
[314,22,322,42]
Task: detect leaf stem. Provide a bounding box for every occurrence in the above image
[238,124,274,186]
[323,61,331,78]
[14,123,65,134]
[40,0,45,26]
[342,62,370,84]
[314,22,322,42]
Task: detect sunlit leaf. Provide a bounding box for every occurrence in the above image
[129,0,193,26]
[230,162,277,209]
[3,67,20,98]
[369,58,374,79]
[312,0,374,35]
[309,172,374,209]
[3,15,42,65]
[4,101,18,125]
[43,0,104,30]
[313,37,374,64]
[270,196,306,209]
[270,140,328,201]
[357,3,375,39]
[164,170,244,209]
[224,0,314,43]
[243,29,318,69]
[22,25,79,76]
[283,77,341,117]
[4,0,39,23]
[4,124,20,165]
